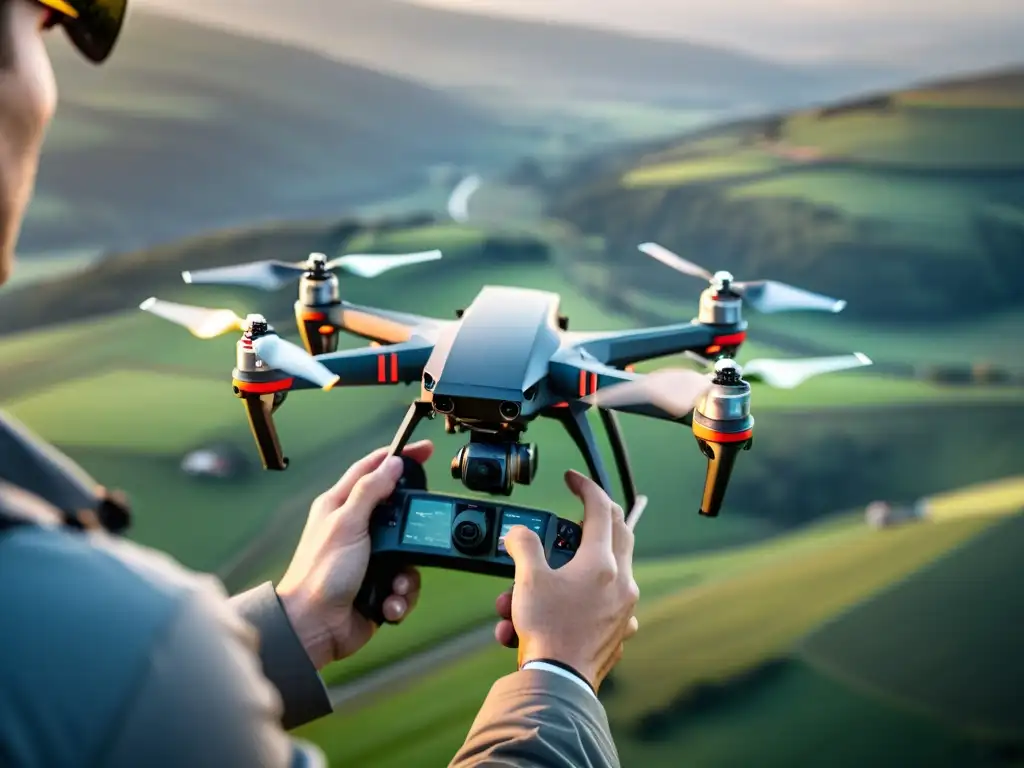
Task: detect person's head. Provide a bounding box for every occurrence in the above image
[0,0,126,286]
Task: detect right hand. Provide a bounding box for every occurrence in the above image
[494,470,640,692]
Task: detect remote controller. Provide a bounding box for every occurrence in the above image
[354,457,583,625]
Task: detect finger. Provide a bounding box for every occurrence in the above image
[502,526,549,580]
[596,643,625,689]
[494,619,519,648]
[332,455,406,532]
[610,502,635,575]
[624,615,639,641]
[382,594,409,623]
[320,440,434,510]
[495,588,513,621]
[565,470,613,557]
[392,567,421,597]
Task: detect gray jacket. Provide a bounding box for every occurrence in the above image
[0,480,619,767]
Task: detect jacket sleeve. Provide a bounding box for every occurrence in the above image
[449,670,620,768]
[99,579,328,768]
[230,581,333,730]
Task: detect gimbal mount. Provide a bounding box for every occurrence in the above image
[384,400,640,523]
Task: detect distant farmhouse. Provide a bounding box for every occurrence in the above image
[180,442,251,481]
[865,499,930,529]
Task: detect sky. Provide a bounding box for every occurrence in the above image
[132,0,1024,73]
[398,0,1023,66]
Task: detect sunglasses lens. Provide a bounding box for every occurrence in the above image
[59,0,129,64]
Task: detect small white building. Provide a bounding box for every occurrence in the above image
[180,444,249,480]
[865,499,929,529]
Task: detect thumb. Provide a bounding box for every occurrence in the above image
[503,526,548,578]
[336,455,405,531]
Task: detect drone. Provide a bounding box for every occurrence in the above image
[139,240,871,520]
[178,248,443,355]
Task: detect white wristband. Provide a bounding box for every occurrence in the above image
[520,661,597,700]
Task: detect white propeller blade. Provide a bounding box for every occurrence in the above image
[583,368,714,418]
[139,297,245,339]
[742,353,872,389]
[735,280,847,314]
[327,250,443,278]
[447,174,481,223]
[181,261,307,291]
[638,242,713,281]
[251,335,340,391]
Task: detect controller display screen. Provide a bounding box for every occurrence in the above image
[497,510,547,554]
[402,498,454,550]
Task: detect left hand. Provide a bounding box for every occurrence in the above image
[276,440,435,669]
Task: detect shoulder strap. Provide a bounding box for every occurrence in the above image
[0,480,72,534]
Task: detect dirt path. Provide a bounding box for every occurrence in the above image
[327,624,498,710]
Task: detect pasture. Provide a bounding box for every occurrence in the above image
[4,218,1022,698]
[4,226,1023,570]
[297,476,1021,767]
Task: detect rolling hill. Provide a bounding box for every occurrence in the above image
[25,11,499,257]
[547,67,1024,325]
[131,0,881,109]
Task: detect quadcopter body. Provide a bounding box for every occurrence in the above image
[143,244,869,521]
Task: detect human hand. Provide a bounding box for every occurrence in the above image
[494,470,640,692]
[276,440,434,670]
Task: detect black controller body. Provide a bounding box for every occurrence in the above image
[355,458,582,625]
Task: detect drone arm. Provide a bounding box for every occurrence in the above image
[288,341,433,392]
[572,323,721,368]
[338,301,452,345]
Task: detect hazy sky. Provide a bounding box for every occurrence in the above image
[132,0,1024,72]
[398,0,1023,64]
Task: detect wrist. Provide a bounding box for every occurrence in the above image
[519,645,598,690]
[276,586,334,670]
[521,658,595,693]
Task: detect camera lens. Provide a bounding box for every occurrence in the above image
[452,509,489,554]
[433,396,455,414]
[422,373,435,391]
[498,401,521,420]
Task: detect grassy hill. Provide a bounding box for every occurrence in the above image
[26,11,502,257]
[548,67,1024,326]
[1,215,1021,603]
[294,479,1024,766]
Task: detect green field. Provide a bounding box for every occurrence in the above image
[4,217,1023,714]
[799,512,1024,740]
[622,148,782,188]
[297,477,1020,767]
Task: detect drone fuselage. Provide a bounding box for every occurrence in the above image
[420,286,565,433]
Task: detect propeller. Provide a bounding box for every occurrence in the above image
[637,242,847,314]
[251,335,340,391]
[180,249,443,291]
[139,297,246,339]
[685,350,873,389]
[583,368,715,418]
[742,352,872,389]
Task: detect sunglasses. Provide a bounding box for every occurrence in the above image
[37,0,128,64]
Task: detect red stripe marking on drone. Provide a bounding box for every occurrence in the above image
[302,311,327,322]
[377,355,386,383]
[712,331,747,346]
[691,423,753,443]
[578,371,599,396]
[390,353,399,383]
[233,378,294,394]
